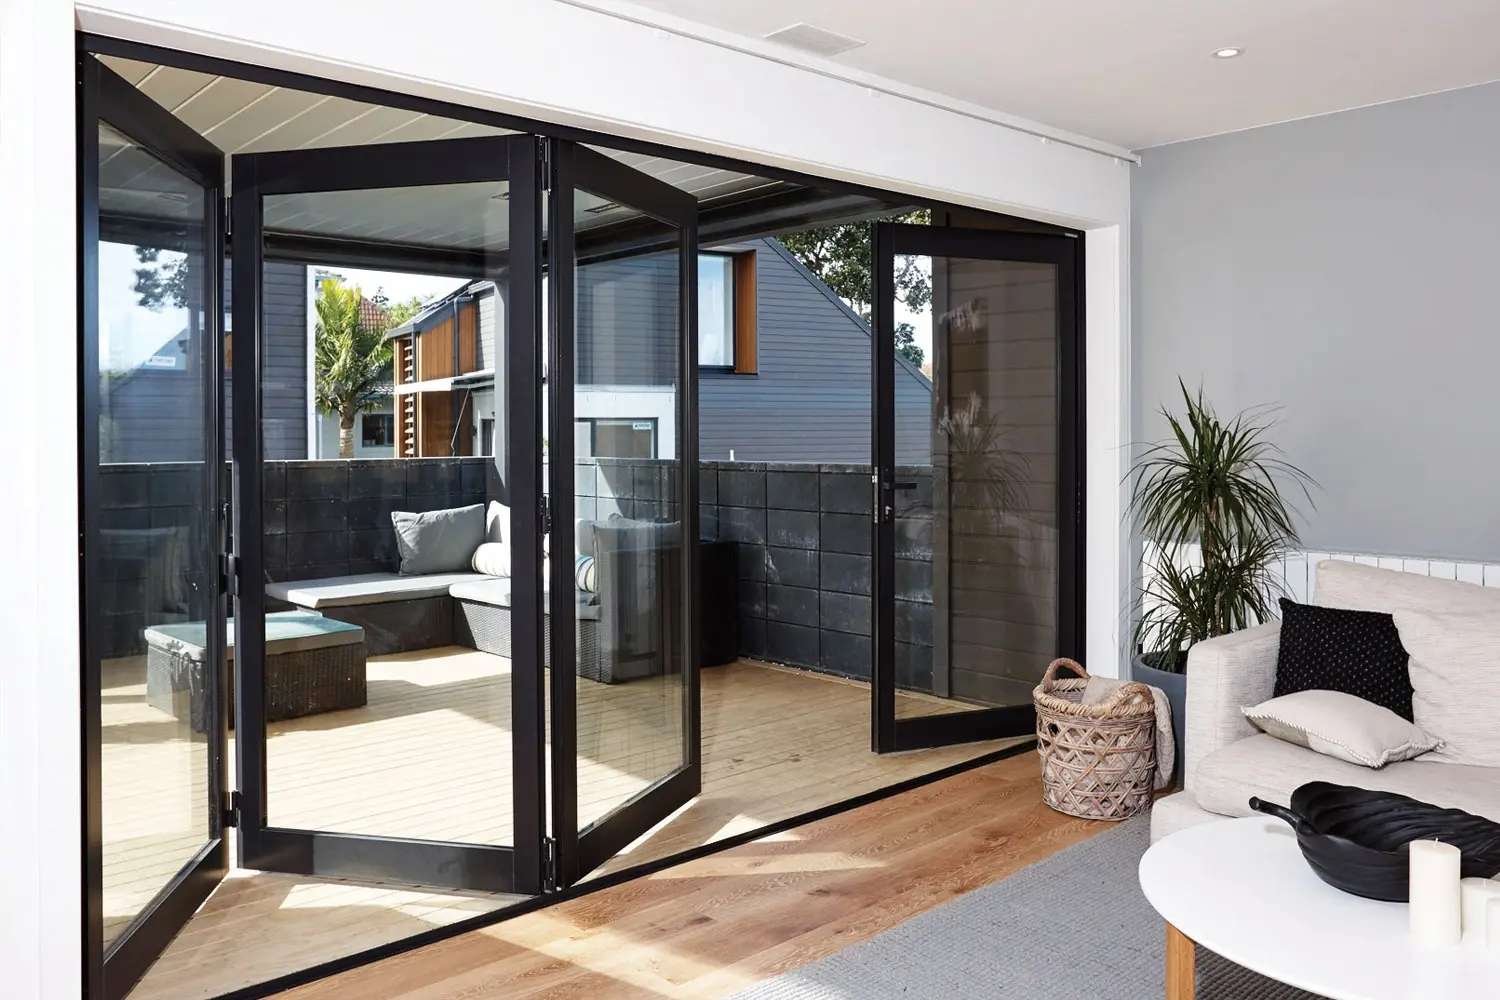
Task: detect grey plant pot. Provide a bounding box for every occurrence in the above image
[1131,651,1187,786]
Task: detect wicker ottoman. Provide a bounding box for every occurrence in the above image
[145,611,368,732]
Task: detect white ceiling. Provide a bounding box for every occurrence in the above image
[597,0,1500,149]
[101,57,779,249]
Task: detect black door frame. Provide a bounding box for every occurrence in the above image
[546,140,702,887]
[870,222,1084,753]
[79,55,230,1000]
[230,133,548,895]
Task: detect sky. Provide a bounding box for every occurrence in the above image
[324,267,467,309]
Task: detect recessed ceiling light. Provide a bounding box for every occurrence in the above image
[1213,47,1244,59]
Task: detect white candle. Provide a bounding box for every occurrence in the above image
[1489,897,1500,950]
[1409,839,1461,946]
[1460,877,1500,943]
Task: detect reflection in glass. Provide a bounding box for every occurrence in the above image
[96,122,215,946]
[570,234,688,834]
[894,255,1060,718]
[697,254,735,367]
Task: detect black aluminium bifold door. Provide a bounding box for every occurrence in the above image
[231,134,550,895]
[871,223,1083,753]
[81,58,230,1000]
[546,141,702,887]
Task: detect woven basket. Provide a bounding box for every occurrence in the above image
[1034,658,1156,821]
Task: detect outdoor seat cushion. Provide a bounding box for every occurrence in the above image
[449,578,600,619]
[267,572,491,609]
[1194,733,1500,824]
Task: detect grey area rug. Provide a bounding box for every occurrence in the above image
[727,817,1328,1000]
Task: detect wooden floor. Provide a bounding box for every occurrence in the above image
[277,753,1101,1000]
[115,650,1021,1000]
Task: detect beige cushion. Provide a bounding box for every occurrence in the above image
[486,500,510,544]
[471,541,511,578]
[266,571,491,608]
[1391,609,1500,768]
[1242,690,1440,769]
[1194,733,1500,823]
[1314,559,1500,615]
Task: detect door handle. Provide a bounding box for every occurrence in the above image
[889,481,918,491]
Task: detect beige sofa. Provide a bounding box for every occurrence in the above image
[1151,559,1500,842]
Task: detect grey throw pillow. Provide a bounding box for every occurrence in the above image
[391,504,484,575]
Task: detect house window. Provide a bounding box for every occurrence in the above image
[577,418,657,459]
[480,418,495,456]
[697,251,757,373]
[361,413,394,447]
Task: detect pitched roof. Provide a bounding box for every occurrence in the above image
[359,297,391,330]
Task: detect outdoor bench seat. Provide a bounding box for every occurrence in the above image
[450,578,608,677]
[266,571,494,655]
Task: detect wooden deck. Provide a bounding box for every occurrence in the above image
[108,649,1023,1000]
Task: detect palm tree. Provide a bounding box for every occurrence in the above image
[314,279,393,459]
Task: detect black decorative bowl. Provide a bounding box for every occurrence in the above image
[1249,781,1500,902]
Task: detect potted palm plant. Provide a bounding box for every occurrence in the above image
[1129,381,1315,760]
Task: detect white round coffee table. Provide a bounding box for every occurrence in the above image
[1139,816,1500,1000]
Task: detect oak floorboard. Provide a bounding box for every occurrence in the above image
[121,653,1024,1000]
[275,756,1103,1000]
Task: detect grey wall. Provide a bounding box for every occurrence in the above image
[699,239,933,464]
[107,260,308,462]
[1133,81,1500,561]
[575,238,933,464]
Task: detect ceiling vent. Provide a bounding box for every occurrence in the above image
[763,22,866,58]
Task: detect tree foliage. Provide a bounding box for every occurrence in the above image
[314,279,394,458]
[779,210,931,366]
[133,246,188,311]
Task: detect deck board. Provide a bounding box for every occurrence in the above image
[108,649,1023,1000]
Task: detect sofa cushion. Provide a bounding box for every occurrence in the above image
[392,504,484,575]
[1315,559,1500,616]
[1392,609,1500,768]
[1273,598,1413,719]
[1194,733,1500,824]
[471,541,511,578]
[1242,690,1440,769]
[486,501,510,544]
[449,578,598,619]
[267,571,491,609]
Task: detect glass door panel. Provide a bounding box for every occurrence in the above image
[547,141,700,885]
[83,57,228,1000]
[257,181,512,847]
[873,225,1081,752]
[231,134,546,894]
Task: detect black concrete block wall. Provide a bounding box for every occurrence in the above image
[97,458,492,657]
[97,456,935,683]
[268,458,490,583]
[572,457,934,684]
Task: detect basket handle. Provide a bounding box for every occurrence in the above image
[1041,658,1154,710]
[1042,657,1089,686]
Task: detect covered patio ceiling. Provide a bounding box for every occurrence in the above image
[100,55,911,270]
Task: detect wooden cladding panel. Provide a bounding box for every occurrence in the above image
[458,302,478,375]
[417,318,455,381]
[417,392,453,457]
[733,250,758,374]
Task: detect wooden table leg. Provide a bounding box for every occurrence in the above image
[1166,922,1195,1000]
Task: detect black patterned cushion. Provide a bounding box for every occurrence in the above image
[1274,598,1414,720]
